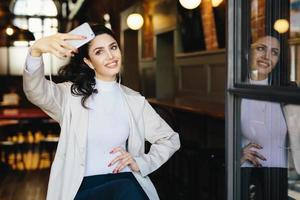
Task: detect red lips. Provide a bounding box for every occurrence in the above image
[105,60,119,68]
[256,59,270,68]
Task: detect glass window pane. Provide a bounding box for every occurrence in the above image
[9,46,29,75]
[43,18,53,31]
[238,97,300,199]
[27,0,42,16]
[13,0,27,15]
[11,0,59,79]
[13,0,58,16]
[43,18,58,36]
[13,17,28,30]
[29,18,42,32]
[247,36,280,85]
[177,0,226,52]
[238,0,300,87]
[52,19,58,28]
[41,1,58,16]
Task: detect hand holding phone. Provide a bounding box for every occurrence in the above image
[66,22,95,48]
[46,23,95,111]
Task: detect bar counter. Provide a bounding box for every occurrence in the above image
[147,98,225,119]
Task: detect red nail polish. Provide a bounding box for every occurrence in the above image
[108,163,111,167]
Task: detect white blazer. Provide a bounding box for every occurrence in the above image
[283,105,300,174]
[23,61,180,200]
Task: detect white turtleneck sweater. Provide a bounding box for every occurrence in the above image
[25,54,131,176]
[241,79,287,168]
[85,78,131,176]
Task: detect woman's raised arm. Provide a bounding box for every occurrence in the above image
[23,33,85,122]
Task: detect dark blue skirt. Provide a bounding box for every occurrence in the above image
[74,172,149,200]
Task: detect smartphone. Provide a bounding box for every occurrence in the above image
[67,22,95,48]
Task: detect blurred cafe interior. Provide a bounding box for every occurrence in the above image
[0,0,300,200]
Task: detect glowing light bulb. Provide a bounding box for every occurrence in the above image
[127,13,144,30]
[273,19,289,34]
[211,0,223,7]
[179,0,201,9]
[6,27,14,36]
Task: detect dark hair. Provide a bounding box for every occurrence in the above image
[58,24,118,108]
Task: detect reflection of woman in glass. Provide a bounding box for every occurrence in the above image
[247,36,280,83]
[240,36,289,200]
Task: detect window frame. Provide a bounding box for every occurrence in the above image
[226,0,300,199]
[7,0,61,75]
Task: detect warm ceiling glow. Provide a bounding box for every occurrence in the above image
[179,0,201,9]
[127,13,144,30]
[211,0,223,7]
[6,27,14,36]
[273,19,289,34]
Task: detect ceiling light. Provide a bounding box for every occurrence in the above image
[127,13,144,30]
[179,0,201,9]
[211,0,223,7]
[273,19,289,34]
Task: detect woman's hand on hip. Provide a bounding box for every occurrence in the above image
[109,147,140,173]
[241,142,266,167]
[30,33,85,58]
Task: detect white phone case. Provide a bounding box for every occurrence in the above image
[67,22,95,48]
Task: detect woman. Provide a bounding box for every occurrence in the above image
[240,36,288,200]
[23,24,180,200]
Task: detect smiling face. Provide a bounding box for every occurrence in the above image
[83,33,122,81]
[249,36,280,80]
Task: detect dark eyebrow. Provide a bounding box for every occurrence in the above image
[93,47,103,53]
[256,44,267,48]
[256,43,279,52]
[109,42,118,47]
[92,42,118,53]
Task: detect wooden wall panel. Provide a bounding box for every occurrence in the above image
[179,65,207,93]
[176,50,226,103]
[210,64,226,96]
